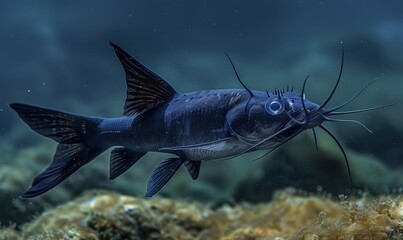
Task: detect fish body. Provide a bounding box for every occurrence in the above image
[100,88,321,156]
[98,89,247,159]
[10,43,384,198]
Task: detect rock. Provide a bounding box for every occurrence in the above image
[1,188,402,239]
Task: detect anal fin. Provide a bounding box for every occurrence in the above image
[110,147,146,179]
[145,157,183,198]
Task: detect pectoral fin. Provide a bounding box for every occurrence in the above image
[145,157,183,198]
[109,147,146,179]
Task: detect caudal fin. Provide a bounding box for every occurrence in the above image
[10,103,104,198]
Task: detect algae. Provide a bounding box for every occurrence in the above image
[1,188,402,239]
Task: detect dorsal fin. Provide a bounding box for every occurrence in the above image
[110,43,177,116]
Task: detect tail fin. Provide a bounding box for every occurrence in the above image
[10,103,104,198]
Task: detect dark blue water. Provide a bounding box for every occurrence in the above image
[1,0,402,227]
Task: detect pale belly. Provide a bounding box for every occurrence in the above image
[159,138,251,161]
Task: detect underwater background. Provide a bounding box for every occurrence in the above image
[1,0,403,239]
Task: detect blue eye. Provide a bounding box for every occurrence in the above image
[265,100,283,115]
[270,102,281,111]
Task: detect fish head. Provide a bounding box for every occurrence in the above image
[226,91,325,144]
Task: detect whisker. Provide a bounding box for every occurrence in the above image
[225,52,254,114]
[251,128,304,162]
[301,75,310,117]
[244,96,253,113]
[317,47,344,111]
[318,125,353,183]
[242,126,293,154]
[327,103,396,116]
[225,52,254,98]
[285,110,305,125]
[220,124,296,161]
[324,116,372,133]
[312,128,319,152]
[322,80,375,114]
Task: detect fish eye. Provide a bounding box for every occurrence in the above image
[265,100,284,115]
[270,102,281,111]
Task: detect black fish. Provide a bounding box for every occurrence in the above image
[10,43,391,198]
